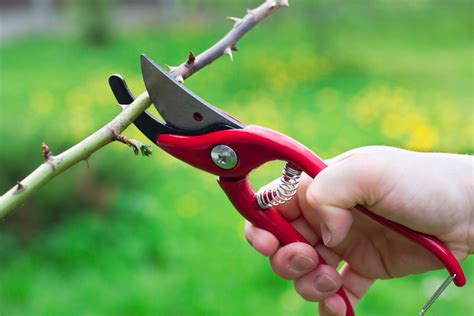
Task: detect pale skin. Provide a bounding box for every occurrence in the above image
[245,146,474,315]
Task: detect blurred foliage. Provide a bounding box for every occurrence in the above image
[0,0,473,315]
[68,0,116,44]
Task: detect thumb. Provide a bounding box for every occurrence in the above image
[305,151,387,247]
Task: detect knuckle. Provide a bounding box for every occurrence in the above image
[270,243,317,280]
[305,179,325,209]
[294,278,320,302]
[269,257,291,280]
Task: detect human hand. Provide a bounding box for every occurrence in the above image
[245,146,473,315]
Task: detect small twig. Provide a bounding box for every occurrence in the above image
[114,133,152,157]
[0,0,290,218]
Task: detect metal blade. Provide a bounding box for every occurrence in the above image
[141,54,244,132]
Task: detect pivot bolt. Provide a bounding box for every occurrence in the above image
[211,145,238,169]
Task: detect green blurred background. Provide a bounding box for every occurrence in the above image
[0,0,473,315]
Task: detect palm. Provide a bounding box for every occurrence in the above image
[296,187,469,282]
[326,210,445,280]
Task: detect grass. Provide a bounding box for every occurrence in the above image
[0,1,473,315]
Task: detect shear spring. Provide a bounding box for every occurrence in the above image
[256,163,302,209]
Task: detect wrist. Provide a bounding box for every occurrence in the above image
[439,153,474,254]
[468,195,474,254]
[457,154,474,254]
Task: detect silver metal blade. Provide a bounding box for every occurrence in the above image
[141,54,244,132]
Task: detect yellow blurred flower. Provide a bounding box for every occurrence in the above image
[352,84,443,150]
[406,122,439,151]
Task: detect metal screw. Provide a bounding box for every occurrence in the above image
[211,145,238,169]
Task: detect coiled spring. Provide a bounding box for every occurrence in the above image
[256,163,303,209]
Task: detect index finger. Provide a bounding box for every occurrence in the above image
[272,172,312,220]
[273,152,347,221]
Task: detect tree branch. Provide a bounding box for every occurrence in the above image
[167,0,289,81]
[0,0,289,218]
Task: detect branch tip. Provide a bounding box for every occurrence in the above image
[41,142,53,161]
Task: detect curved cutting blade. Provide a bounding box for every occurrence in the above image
[141,54,244,132]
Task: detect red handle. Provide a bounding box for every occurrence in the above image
[156,124,466,314]
[218,176,355,316]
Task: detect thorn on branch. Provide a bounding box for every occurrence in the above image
[224,47,234,61]
[186,51,196,65]
[14,181,25,195]
[117,104,128,110]
[84,156,91,168]
[114,134,152,157]
[227,16,243,27]
[41,142,53,161]
[175,75,184,83]
[280,0,290,7]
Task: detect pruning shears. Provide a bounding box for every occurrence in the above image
[108,54,466,316]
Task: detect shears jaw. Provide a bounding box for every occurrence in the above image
[108,74,179,144]
[108,70,243,145]
[108,54,244,144]
[140,54,244,132]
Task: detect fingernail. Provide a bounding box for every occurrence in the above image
[322,301,337,315]
[289,254,315,272]
[315,273,338,293]
[320,223,331,246]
